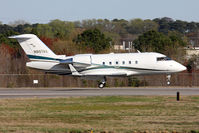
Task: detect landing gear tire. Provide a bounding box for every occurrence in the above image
[166,74,171,85]
[98,83,106,89]
[98,76,106,89]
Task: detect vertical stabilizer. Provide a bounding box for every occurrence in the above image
[9,34,57,60]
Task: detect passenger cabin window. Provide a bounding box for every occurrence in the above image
[122,61,125,65]
[103,62,105,65]
[157,57,171,61]
[109,62,112,65]
[135,60,138,64]
[129,61,131,64]
[116,61,118,65]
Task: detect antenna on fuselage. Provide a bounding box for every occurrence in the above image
[137,50,141,53]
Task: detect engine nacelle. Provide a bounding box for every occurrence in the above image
[73,54,92,68]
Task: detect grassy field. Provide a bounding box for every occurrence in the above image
[0,96,199,133]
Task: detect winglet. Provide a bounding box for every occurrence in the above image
[69,64,82,76]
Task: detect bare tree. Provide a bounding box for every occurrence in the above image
[8,20,30,27]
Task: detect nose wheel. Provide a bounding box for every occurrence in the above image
[166,74,171,85]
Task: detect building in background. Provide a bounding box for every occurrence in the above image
[114,34,137,52]
[186,31,199,58]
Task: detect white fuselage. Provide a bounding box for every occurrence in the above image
[26,52,186,76]
[9,34,187,88]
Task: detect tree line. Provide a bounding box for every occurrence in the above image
[0,17,196,50]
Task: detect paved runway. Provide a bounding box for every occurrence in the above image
[0,87,199,98]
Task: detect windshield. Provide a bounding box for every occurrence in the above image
[157,57,171,61]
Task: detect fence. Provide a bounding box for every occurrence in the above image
[0,73,197,88]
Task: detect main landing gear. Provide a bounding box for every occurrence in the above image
[98,77,106,89]
[98,82,106,88]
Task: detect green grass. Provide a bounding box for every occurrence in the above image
[0,96,199,133]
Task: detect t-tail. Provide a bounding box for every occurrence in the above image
[9,34,60,61]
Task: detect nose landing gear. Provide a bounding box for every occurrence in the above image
[166,74,171,85]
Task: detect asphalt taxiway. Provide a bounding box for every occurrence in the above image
[0,87,198,98]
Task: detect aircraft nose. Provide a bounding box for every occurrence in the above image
[178,64,187,72]
[170,62,187,72]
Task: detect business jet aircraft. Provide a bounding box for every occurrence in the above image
[9,34,186,88]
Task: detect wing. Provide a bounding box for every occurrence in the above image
[68,65,127,77]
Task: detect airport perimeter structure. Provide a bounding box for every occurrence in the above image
[0,73,198,88]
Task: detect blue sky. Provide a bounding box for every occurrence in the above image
[0,0,199,24]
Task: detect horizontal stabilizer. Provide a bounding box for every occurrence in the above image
[9,35,31,39]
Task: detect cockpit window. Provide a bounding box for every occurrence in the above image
[157,57,171,61]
